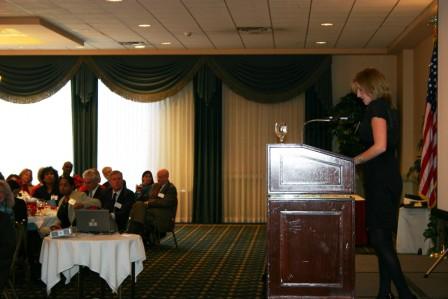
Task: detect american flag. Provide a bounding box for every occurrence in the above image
[419,40,438,208]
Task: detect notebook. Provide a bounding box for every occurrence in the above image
[75,209,117,234]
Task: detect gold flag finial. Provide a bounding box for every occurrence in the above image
[428,16,437,39]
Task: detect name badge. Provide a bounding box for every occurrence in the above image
[114,202,122,209]
[68,198,76,205]
[158,193,165,199]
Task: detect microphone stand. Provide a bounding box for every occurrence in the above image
[301,116,350,143]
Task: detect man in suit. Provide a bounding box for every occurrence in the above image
[82,168,107,204]
[61,161,73,179]
[127,169,177,241]
[103,170,135,232]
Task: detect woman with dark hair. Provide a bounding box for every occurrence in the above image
[6,179,28,225]
[352,68,415,299]
[55,176,102,229]
[32,166,59,203]
[0,180,16,294]
[135,170,154,201]
[55,176,77,229]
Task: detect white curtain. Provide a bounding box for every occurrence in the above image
[222,85,304,223]
[98,81,194,222]
[0,83,73,183]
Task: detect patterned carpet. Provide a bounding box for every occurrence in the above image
[13,224,266,299]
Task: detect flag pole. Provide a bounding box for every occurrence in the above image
[422,14,447,278]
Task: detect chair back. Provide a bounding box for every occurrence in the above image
[10,222,26,277]
[152,199,178,233]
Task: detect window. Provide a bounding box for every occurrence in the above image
[0,83,73,183]
[97,81,194,221]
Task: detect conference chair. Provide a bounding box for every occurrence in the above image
[150,199,178,248]
[2,222,27,299]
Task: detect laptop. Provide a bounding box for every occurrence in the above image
[75,209,117,234]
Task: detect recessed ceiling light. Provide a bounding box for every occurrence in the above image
[315,41,327,45]
[106,0,123,2]
[134,44,146,49]
[160,42,171,45]
[138,24,151,28]
[320,22,334,27]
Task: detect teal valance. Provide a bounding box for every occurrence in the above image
[208,55,331,103]
[0,55,330,104]
[0,56,80,103]
[86,56,204,102]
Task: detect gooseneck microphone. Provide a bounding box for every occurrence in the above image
[301,116,350,143]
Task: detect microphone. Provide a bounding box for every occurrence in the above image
[301,116,350,143]
[324,115,351,122]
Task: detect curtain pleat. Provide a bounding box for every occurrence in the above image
[97,82,194,223]
[208,55,331,103]
[0,56,80,103]
[86,56,203,102]
[192,66,222,224]
[222,84,304,223]
[71,64,98,174]
[304,63,333,150]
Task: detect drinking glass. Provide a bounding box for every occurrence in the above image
[275,122,288,143]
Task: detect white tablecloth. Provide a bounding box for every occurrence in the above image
[397,207,432,254]
[28,214,58,229]
[39,233,146,294]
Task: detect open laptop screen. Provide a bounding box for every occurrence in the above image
[75,209,117,234]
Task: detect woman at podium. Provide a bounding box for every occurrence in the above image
[352,68,416,299]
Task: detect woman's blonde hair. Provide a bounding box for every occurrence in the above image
[352,68,391,102]
[0,180,15,208]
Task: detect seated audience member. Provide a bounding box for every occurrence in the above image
[6,179,27,225]
[127,169,177,240]
[32,166,59,203]
[0,172,4,180]
[135,170,154,200]
[19,168,34,195]
[0,180,16,294]
[30,167,44,196]
[54,176,101,229]
[60,161,73,179]
[101,166,112,190]
[6,174,21,183]
[103,170,135,232]
[82,168,106,203]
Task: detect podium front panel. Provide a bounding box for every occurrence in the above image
[267,196,355,298]
[266,144,355,298]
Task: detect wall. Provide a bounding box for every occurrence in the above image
[438,0,448,213]
[397,50,415,190]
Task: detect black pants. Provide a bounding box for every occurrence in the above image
[369,228,414,299]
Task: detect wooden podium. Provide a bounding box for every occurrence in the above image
[267,144,356,298]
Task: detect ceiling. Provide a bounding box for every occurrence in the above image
[0,0,436,54]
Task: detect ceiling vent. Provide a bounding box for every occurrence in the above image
[237,26,272,34]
